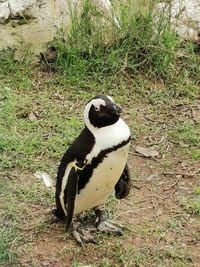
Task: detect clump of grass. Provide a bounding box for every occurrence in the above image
[0,48,32,87]
[183,197,200,215]
[50,0,200,84]
[181,188,200,215]
[0,181,19,265]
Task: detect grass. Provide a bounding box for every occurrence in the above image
[50,0,200,85]
[0,180,19,264]
[0,0,200,266]
[182,187,200,215]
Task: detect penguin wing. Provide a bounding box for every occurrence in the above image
[65,166,79,230]
[115,163,131,199]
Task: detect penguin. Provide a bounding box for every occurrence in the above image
[53,95,131,245]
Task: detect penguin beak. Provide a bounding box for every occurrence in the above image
[114,104,123,115]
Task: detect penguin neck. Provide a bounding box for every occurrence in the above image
[85,118,131,149]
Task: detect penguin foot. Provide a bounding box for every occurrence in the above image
[95,208,123,235]
[97,219,123,235]
[72,221,97,247]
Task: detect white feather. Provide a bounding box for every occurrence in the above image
[86,118,130,163]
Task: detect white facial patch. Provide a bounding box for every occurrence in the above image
[84,98,106,128]
[91,99,106,109]
[106,95,114,103]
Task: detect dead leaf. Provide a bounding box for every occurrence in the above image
[134,145,159,158]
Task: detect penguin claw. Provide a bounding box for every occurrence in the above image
[72,221,97,246]
[95,207,124,235]
[97,219,124,236]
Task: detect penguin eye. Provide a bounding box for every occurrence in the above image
[95,106,100,111]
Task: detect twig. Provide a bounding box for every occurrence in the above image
[160,181,180,200]
[144,184,157,214]
[163,177,180,191]
[145,180,180,201]
[162,169,200,177]
[133,184,142,190]
[114,206,154,219]
[144,115,165,124]
[152,157,164,166]
[129,149,163,166]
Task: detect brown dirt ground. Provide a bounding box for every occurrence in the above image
[13,150,200,267]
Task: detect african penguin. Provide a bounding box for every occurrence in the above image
[53,95,131,245]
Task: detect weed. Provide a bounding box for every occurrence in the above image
[194,187,200,196]
[0,48,32,87]
[179,187,200,216]
[50,0,185,82]
[183,196,200,215]
[0,181,19,265]
[15,182,53,206]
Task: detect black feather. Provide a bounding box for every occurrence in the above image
[65,167,79,230]
[115,164,131,199]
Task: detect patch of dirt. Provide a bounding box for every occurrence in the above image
[13,147,200,267]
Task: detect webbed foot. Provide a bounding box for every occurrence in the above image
[71,221,97,247]
[95,208,124,235]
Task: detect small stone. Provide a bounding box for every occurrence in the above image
[0,2,10,21]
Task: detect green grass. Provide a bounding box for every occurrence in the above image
[49,0,200,86]
[0,75,84,171]
[182,193,200,215]
[0,180,19,265]
[0,175,55,266]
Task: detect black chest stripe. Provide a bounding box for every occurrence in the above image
[78,136,131,193]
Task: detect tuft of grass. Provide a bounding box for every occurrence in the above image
[194,187,200,196]
[50,0,183,81]
[183,197,200,215]
[15,182,54,206]
[181,188,200,215]
[167,119,200,159]
[0,180,19,265]
[0,48,32,87]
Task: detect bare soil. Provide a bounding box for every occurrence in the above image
[13,143,200,266]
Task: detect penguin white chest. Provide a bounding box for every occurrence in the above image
[74,142,130,215]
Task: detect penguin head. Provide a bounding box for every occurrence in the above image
[84,95,123,129]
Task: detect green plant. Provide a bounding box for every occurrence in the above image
[51,0,184,81]
[182,196,200,215]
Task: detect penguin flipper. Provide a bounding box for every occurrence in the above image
[66,167,79,231]
[115,163,131,199]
